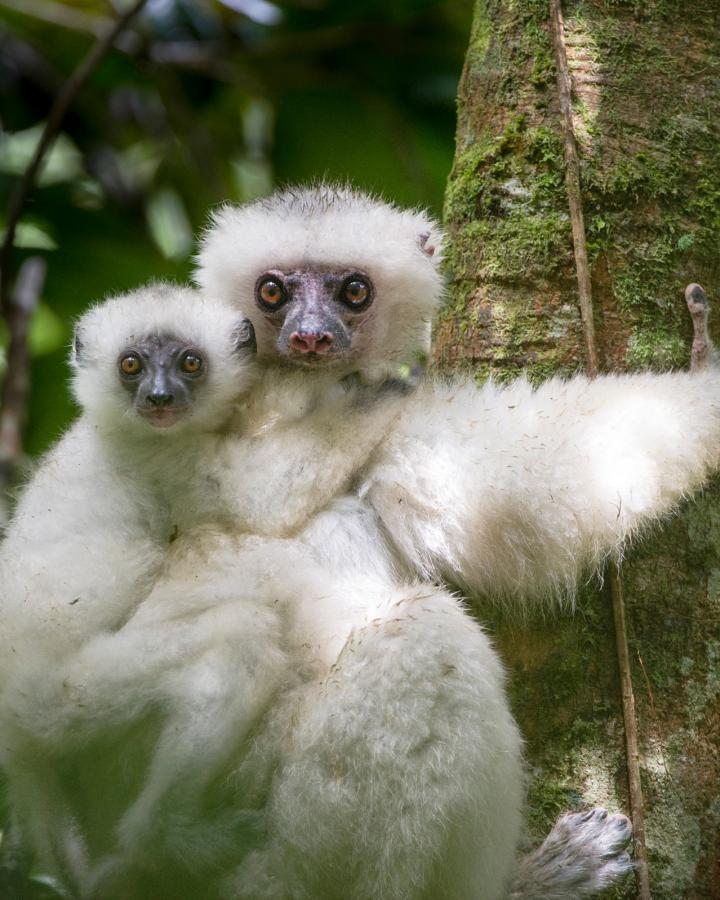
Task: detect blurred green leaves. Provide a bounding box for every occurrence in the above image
[0,124,83,186]
[5,221,57,250]
[0,300,67,377]
[29,302,66,357]
[146,187,192,259]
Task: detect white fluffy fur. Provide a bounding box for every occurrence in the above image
[363,369,720,607]
[73,282,255,434]
[0,282,526,900]
[11,182,712,898]
[195,183,444,380]
[0,284,262,891]
[223,582,524,900]
[509,809,633,899]
[0,284,256,671]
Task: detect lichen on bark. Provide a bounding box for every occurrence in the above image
[442,1,720,896]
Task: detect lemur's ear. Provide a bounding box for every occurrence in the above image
[232,318,256,355]
[418,231,440,259]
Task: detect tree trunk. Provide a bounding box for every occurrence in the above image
[441,2,720,897]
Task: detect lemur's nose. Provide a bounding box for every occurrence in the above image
[289,332,334,354]
[147,392,174,407]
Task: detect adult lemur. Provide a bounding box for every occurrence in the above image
[6,182,718,898]
[196,184,720,896]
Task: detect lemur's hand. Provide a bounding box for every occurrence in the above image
[686,283,718,372]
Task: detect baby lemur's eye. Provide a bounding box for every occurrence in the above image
[341,277,371,309]
[180,351,203,375]
[119,354,143,377]
[257,278,287,310]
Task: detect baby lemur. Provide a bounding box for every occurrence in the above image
[0,282,414,897]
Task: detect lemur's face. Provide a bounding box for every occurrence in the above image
[253,269,375,368]
[117,333,209,428]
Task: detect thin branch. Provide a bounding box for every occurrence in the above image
[0,0,366,88]
[549,0,599,377]
[608,565,651,899]
[0,0,149,491]
[549,2,650,897]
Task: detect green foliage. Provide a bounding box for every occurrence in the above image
[0,125,83,186]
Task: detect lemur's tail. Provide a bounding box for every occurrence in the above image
[509,808,634,899]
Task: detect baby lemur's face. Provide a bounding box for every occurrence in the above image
[72,285,257,435]
[117,333,209,428]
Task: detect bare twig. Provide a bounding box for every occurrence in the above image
[0,0,356,71]
[549,0,599,377]
[608,566,651,898]
[549,2,650,897]
[0,0,149,491]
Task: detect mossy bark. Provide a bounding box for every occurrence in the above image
[442,2,720,896]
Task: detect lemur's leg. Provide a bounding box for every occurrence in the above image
[225,584,524,900]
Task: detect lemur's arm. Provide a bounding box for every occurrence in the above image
[366,289,720,605]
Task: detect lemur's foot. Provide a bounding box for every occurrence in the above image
[510,807,633,899]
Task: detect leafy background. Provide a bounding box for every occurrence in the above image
[0,0,472,457]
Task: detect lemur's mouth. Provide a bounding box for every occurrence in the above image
[289,351,342,365]
[140,407,188,428]
[283,345,354,368]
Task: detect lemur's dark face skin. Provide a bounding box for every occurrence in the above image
[254,269,375,368]
[117,333,208,428]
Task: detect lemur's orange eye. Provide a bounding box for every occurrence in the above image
[341,277,372,309]
[344,281,368,305]
[257,278,286,309]
[119,354,142,376]
[180,352,203,375]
